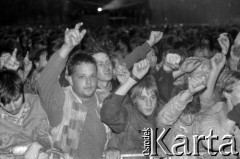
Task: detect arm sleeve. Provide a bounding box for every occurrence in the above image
[123,42,151,70]
[100,94,129,134]
[228,103,240,126]
[157,67,175,103]
[37,52,67,127]
[156,91,192,127]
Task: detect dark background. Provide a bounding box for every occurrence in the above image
[0,0,240,26]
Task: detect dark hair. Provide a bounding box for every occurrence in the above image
[182,93,201,114]
[118,34,131,52]
[129,37,145,51]
[187,43,211,58]
[31,48,48,62]
[87,40,114,57]
[67,53,97,76]
[0,70,24,106]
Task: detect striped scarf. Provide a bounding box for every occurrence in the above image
[51,87,111,159]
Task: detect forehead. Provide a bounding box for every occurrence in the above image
[74,63,97,75]
[139,88,155,96]
[92,52,110,62]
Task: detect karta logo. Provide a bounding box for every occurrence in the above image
[142,128,239,157]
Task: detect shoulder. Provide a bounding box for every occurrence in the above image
[25,94,47,116]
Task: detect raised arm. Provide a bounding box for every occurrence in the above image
[157,75,207,126]
[123,31,163,69]
[173,57,202,79]
[101,59,150,133]
[200,53,226,108]
[37,23,86,127]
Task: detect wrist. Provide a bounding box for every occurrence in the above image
[146,40,153,47]
[176,68,185,75]
[59,44,74,58]
[31,142,42,150]
[163,64,173,72]
[130,73,140,82]
[186,89,194,97]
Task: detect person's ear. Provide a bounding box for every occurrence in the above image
[66,75,73,86]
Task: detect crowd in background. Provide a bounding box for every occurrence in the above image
[0,22,240,159]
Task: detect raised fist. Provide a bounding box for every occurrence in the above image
[132,59,150,80]
[147,31,163,47]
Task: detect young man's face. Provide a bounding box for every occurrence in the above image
[135,88,157,116]
[70,63,98,100]
[0,95,23,115]
[92,53,113,82]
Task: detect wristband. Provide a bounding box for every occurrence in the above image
[130,73,140,82]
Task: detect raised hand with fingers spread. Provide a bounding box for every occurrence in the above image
[147,31,163,47]
[64,23,86,48]
[60,22,86,59]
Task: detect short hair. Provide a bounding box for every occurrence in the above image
[130,75,159,104]
[187,43,211,58]
[0,70,24,106]
[31,48,48,62]
[67,53,97,76]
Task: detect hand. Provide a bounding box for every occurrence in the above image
[3,48,20,71]
[132,59,150,80]
[114,63,130,85]
[164,53,181,71]
[64,23,86,49]
[38,152,49,159]
[0,53,11,69]
[23,51,33,73]
[24,142,42,159]
[179,57,202,73]
[211,53,226,73]
[105,148,121,159]
[147,31,163,47]
[187,76,206,95]
[218,33,230,55]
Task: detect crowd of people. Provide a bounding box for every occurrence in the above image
[0,22,240,159]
